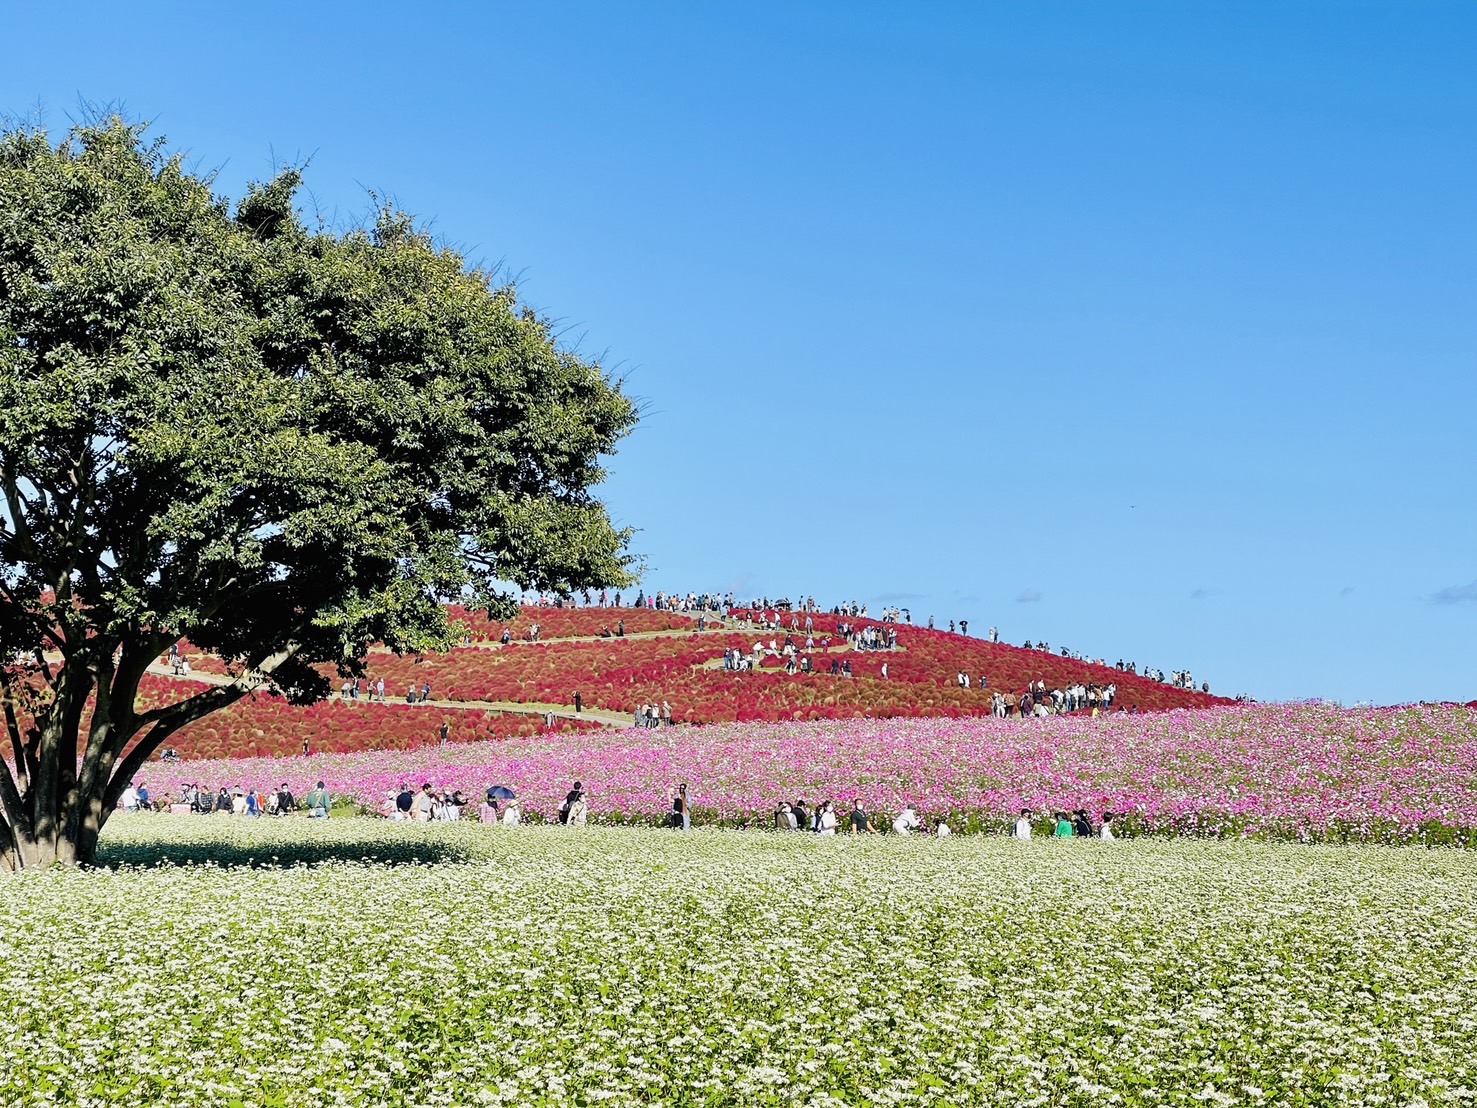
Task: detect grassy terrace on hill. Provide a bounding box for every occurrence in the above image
[3,820,1474,1106]
[154,606,1226,759]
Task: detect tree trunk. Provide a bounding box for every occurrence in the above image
[1,822,83,870]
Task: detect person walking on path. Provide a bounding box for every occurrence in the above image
[1014,809,1033,841]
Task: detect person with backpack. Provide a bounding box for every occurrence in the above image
[306,781,330,819]
[560,782,585,825]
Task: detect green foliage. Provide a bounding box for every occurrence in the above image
[0,117,638,864]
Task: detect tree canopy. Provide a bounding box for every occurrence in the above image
[0,117,638,867]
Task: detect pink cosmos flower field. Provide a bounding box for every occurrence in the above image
[161,702,1477,843]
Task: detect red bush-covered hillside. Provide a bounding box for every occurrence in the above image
[137,605,1230,759]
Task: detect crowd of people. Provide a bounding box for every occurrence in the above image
[633,701,673,728]
[121,772,1129,843]
[121,780,333,818]
[332,677,438,705]
[511,587,1219,698]
[1018,807,1118,841]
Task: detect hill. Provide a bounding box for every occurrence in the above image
[154,603,1230,759]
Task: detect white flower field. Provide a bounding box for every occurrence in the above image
[2,819,1475,1107]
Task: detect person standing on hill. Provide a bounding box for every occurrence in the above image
[396,783,414,820]
[439,721,450,747]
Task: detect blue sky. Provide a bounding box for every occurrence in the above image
[5,2,1473,704]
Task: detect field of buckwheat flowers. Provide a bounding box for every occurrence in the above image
[2,818,1476,1106]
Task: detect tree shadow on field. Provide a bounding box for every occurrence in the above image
[96,834,475,871]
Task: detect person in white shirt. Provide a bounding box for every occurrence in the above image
[502,799,522,826]
[935,821,952,836]
[121,784,139,813]
[818,801,838,835]
[1099,812,1116,842]
[892,807,921,835]
[1014,809,1033,840]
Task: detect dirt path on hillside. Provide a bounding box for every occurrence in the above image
[362,624,734,655]
[146,664,631,727]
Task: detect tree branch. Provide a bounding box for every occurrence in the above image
[103,644,300,809]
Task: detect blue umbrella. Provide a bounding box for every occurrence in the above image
[487,785,517,800]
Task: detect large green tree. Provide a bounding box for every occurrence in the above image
[0,119,638,868]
